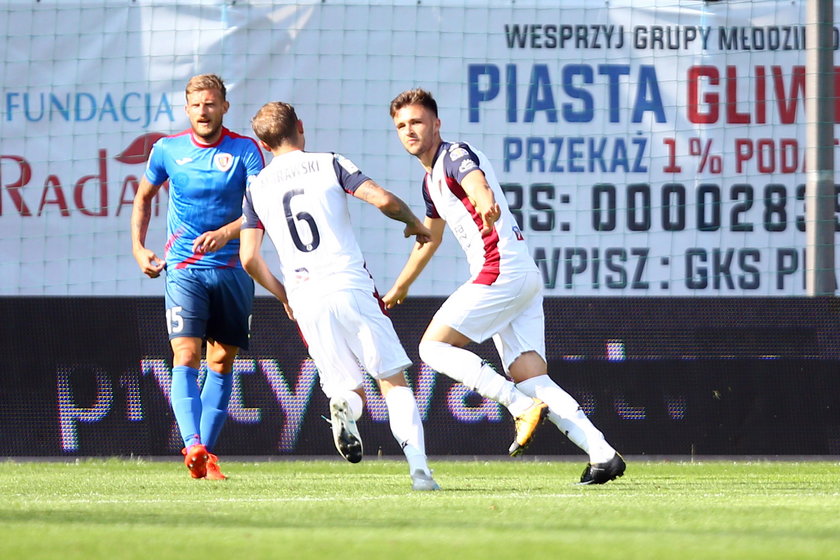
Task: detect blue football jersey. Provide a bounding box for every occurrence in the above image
[145,127,265,269]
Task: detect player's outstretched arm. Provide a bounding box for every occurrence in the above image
[353,180,432,245]
[130,176,165,278]
[383,217,444,309]
[460,170,500,235]
[240,228,294,320]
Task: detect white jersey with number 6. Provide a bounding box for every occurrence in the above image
[242,150,375,304]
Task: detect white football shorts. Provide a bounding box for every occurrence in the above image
[292,288,411,397]
[432,269,546,372]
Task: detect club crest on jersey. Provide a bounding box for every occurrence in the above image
[448,146,468,161]
[214,153,234,172]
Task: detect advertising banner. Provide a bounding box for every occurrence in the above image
[2,297,838,456]
[1,1,836,296]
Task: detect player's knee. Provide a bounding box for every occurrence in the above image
[206,341,239,373]
[172,350,202,369]
[206,357,235,374]
[170,337,203,368]
[418,340,446,372]
[378,372,408,393]
[508,351,547,379]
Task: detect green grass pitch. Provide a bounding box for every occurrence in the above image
[0,458,838,559]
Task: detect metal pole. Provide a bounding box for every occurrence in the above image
[806,0,836,296]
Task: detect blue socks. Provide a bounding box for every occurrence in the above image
[171,365,202,448]
[171,366,233,451]
[200,368,233,451]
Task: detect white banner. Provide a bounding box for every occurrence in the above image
[0,0,836,295]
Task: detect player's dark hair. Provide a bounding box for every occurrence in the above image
[185,74,227,101]
[390,88,438,117]
[251,101,300,148]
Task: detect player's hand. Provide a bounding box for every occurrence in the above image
[282,302,295,322]
[404,221,433,246]
[383,285,409,309]
[480,203,501,235]
[193,230,228,254]
[134,248,165,279]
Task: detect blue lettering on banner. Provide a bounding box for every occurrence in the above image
[4,91,175,127]
[502,134,649,173]
[468,63,667,124]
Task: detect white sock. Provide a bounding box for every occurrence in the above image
[337,389,364,421]
[384,385,430,475]
[516,375,615,463]
[419,340,533,417]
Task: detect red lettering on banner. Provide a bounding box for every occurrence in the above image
[74,149,108,217]
[687,65,814,125]
[773,66,805,125]
[1,134,166,218]
[755,66,766,124]
[734,137,805,174]
[39,175,71,216]
[0,155,33,216]
[117,176,166,217]
[687,66,717,124]
[725,66,750,124]
[117,176,139,217]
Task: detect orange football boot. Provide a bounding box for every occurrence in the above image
[182,444,209,478]
[205,453,227,480]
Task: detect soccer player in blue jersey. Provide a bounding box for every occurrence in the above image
[386,89,625,484]
[131,74,264,480]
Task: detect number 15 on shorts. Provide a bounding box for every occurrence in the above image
[166,306,184,335]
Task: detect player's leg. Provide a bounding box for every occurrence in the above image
[517,363,626,484]
[339,288,438,488]
[509,351,617,460]
[295,292,365,463]
[169,336,210,478]
[378,373,439,491]
[165,269,211,478]
[169,336,204,448]
[418,279,547,452]
[199,340,239,480]
[201,340,237,450]
[498,273,624,483]
[327,388,365,464]
[418,322,533,418]
[199,268,254,479]
[516,372,625,484]
[505,351,613,463]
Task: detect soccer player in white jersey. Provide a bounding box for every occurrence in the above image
[386,88,625,484]
[239,101,440,490]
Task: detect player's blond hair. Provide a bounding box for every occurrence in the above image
[251,101,299,149]
[390,88,438,117]
[185,74,227,100]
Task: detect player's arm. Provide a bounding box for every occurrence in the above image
[239,228,294,320]
[382,216,445,309]
[353,179,432,245]
[131,176,165,278]
[195,145,263,255]
[460,169,500,235]
[192,215,244,254]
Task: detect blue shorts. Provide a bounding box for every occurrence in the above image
[164,267,254,350]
